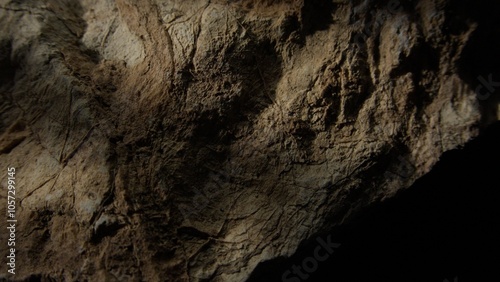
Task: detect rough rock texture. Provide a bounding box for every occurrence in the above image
[0,0,499,281]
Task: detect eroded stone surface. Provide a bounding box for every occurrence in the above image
[0,0,499,281]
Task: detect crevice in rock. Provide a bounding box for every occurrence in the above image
[300,0,336,36]
[0,38,14,84]
[1,1,499,280]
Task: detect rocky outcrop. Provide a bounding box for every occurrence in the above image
[0,0,499,281]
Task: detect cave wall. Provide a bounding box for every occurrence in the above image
[0,0,499,281]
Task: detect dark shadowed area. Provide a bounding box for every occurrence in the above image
[248,121,500,282]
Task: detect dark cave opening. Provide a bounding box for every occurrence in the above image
[248,121,500,282]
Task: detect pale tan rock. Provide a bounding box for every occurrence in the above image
[0,0,498,281]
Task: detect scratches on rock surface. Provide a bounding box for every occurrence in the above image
[0,0,498,281]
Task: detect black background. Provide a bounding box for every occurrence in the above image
[249,122,500,282]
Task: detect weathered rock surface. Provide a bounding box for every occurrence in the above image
[0,0,499,281]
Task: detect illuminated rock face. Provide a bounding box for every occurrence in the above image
[0,0,498,281]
